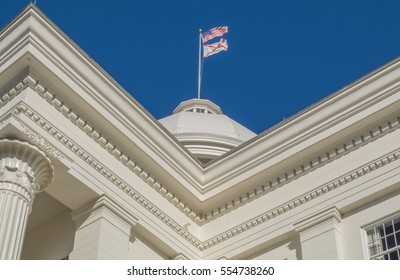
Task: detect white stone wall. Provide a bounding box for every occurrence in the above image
[341,190,400,259]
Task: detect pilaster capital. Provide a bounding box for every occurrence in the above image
[293,206,342,234]
[71,194,138,230]
[0,139,54,203]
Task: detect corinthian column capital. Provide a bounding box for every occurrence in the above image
[0,138,53,205]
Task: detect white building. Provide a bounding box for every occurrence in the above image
[0,4,399,260]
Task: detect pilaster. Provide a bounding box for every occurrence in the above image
[69,195,138,260]
[0,139,53,259]
[294,207,342,260]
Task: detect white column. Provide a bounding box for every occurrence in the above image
[294,207,343,260]
[0,139,53,260]
[69,195,137,260]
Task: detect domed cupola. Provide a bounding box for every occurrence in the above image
[159,99,256,164]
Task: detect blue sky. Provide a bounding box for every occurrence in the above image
[1,1,400,134]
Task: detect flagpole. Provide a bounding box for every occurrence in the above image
[198,29,202,99]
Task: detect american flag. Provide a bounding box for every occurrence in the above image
[201,26,228,43]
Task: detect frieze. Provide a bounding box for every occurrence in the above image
[20,123,64,160]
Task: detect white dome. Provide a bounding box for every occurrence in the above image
[159,99,256,163]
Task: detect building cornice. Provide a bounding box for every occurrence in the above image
[9,101,201,249]
[201,112,400,221]
[8,97,400,251]
[6,76,400,228]
[200,147,400,250]
[3,75,400,227]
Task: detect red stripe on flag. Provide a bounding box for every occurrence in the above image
[202,26,228,43]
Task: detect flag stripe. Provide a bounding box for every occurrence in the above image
[202,26,228,43]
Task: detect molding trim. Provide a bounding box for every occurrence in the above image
[12,102,204,249]
[0,77,67,162]
[0,77,30,109]
[18,76,202,222]
[199,148,400,250]
[11,102,400,250]
[8,75,400,226]
[20,122,65,160]
[202,113,400,222]
[4,76,400,251]
[293,206,342,233]
[71,194,138,229]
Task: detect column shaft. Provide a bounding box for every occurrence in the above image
[0,139,53,260]
[0,183,30,259]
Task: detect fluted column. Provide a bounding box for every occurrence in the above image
[0,139,53,260]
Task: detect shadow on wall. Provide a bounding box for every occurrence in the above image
[243,234,302,260]
[288,235,302,260]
